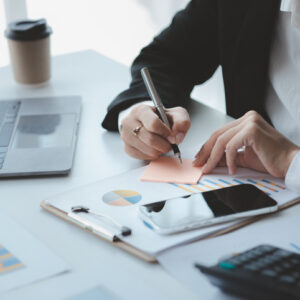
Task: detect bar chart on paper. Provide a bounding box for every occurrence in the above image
[170,173,293,205]
[0,244,24,274]
[0,212,69,295]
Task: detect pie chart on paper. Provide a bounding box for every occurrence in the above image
[102,190,142,207]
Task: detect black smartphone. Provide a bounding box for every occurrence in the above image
[139,184,278,234]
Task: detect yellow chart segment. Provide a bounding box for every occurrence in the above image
[0,262,24,273]
[191,185,205,192]
[109,198,132,206]
[170,184,196,193]
[198,183,215,190]
[258,183,276,192]
[0,253,12,260]
[114,190,139,197]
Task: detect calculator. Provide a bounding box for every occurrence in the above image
[195,245,300,300]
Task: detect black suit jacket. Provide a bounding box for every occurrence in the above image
[102,0,280,131]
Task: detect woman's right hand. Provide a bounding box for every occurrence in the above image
[120,104,191,160]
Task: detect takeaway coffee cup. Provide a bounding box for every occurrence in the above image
[5,19,52,84]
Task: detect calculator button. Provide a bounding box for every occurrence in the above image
[273,266,283,273]
[281,262,293,269]
[279,275,295,283]
[268,254,283,263]
[290,258,300,265]
[246,253,258,260]
[259,257,273,265]
[292,272,300,279]
[244,264,260,271]
[252,262,265,269]
[245,252,259,261]
[227,258,243,266]
[219,261,236,270]
[256,258,270,265]
[261,269,277,277]
[259,245,276,253]
[239,255,252,263]
[251,248,266,256]
[274,250,293,258]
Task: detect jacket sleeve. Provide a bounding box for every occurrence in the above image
[102,0,220,131]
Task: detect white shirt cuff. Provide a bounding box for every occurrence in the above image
[118,100,153,133]
[285,150,300,193]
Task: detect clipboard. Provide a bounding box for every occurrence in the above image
[41,200,157,263]
[41,197,300,263]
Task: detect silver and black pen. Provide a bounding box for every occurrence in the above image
[141,67,182,164]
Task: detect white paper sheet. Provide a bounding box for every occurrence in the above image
[46,167,235,255]
[45,165,300,256]
[0,212,69,294]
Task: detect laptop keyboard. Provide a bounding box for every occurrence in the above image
[0,101,21,169]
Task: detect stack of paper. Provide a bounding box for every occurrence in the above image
[45,160,300,257]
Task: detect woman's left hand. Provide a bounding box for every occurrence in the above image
[193,111,300,177]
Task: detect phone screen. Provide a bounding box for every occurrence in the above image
[140,184,277,230]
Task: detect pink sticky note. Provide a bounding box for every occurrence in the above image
[140,156,203,184]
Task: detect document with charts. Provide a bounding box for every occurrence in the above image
[0,212,69,294]
[44,164,300,257]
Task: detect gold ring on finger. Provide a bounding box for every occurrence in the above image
[132,124,143,136]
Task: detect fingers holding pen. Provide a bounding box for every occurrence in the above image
[139,105,173,138]
[120,103,191,161]
[121,104,172,160]
[136,106,173,153]
[121,121,163,159]
[132,104,190,153]
[166,106,190,144]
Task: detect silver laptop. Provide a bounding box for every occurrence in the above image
[0,95,81,177]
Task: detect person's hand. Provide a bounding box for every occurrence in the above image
[193,111,300,177]
[121,104,190,160]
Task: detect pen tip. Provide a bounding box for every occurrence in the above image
[176,154,182,164]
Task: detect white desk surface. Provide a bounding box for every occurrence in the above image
[0,50,244,300]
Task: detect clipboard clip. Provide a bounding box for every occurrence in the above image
[70,206,132,242]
